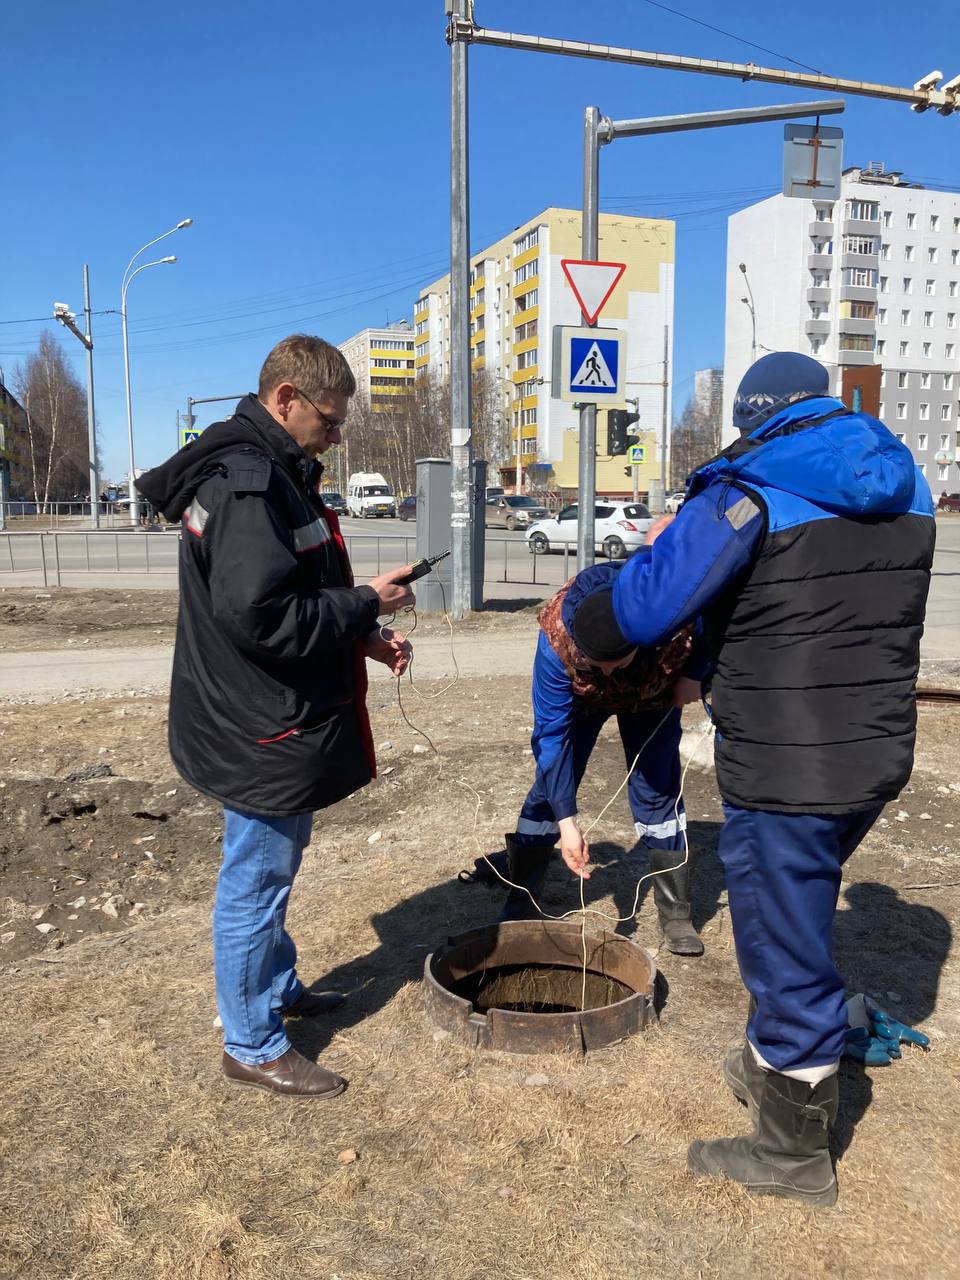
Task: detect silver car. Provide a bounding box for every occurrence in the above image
[484,494,550,531]
[525,501,653,559]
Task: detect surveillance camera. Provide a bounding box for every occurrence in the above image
[53,302,72,316]
[913,69,943,92]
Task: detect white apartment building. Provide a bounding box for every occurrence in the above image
[414,207,675,494]
[338,322,416,412]
[724,163,960,494]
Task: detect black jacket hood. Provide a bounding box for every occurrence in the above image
[138,394,320,521]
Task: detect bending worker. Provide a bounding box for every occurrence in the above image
[610,352,934,1205]
[500,557,707,956]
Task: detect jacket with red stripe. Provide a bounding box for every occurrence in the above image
[137,395,380,815]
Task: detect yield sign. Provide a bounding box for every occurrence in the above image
[560,259,626,325]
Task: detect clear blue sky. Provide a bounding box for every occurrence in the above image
[2,0,956,481]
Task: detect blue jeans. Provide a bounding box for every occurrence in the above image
[718,803,882,1072]
[214,807,313,1065]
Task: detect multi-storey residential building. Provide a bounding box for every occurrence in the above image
[338,321,416,412]
[693,367,723,422]
[0,377,28,511]
[413,207,675,496]
[724,163,960,495]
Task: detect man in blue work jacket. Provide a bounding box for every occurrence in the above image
[611,352,935,1205]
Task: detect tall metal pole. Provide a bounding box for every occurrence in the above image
[577,105,600,572]
[82,266,100,529]
[121,294,138,528]
[660,324,670,505]
[449,4,474,617]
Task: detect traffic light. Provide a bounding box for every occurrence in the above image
[624,467,632,477]
[607,409,639,456]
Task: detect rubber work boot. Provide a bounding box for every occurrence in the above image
[648,848,703,955]
[724,1042,768,1119]
[498,834,553,921]
[687,1071,839,1206]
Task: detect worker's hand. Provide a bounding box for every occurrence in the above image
[644,514,675,546]
[369,566,416,614]
[672,676,702,708]
[558,816,591,879]
[843,994,930,1065]
[364,627,412,677]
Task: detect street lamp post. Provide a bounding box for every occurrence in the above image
[121,219,192,526]
[739,262,757,363]
[53,264,100,528]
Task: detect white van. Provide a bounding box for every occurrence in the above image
[346,472,396,519]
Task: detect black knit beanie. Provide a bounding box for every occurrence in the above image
[571,588,634,662]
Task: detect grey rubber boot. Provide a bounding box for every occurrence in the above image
[688,1070,839,1207]
[498,834,553,922]
[723,1043,768,1119]
[648,848,704,955]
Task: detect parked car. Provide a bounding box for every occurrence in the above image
[665,490,686,514]
[398,494,417,522]
[526,501,653,560]
[484,494,550,530]
[937,492,960,512]
[320,490,348,515]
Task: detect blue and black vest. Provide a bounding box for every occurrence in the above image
[689,401,935,815]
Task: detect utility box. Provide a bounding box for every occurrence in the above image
[414,457,486,612]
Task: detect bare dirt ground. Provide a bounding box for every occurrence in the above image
[1,589,958,1280]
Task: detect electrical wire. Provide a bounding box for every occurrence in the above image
[637,0,826,75]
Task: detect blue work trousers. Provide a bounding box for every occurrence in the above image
[514,706,685,852]
[213,807,312,1065]
[718,803,882,1072]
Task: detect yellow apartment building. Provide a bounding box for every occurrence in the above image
[338,322,416,413]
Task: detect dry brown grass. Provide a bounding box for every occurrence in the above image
[2,686,959,1280]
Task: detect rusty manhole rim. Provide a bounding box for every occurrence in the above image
[423,918,657,1054]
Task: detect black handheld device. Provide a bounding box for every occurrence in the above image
[399,549,451,584]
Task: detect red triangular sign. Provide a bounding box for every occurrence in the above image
[560,259,626,325]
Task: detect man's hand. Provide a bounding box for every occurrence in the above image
[672,676,702,708]
[369,566,416,614]
[558,816,591,879]
[364,627,412,677]
[644,513,675,546]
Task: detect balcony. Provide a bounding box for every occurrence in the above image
[809,220,834,237]
[808,253,834,271]
[841,252,879,272]
[807,286,832,304]
[838,317,876,336]
[805,319,831,336]
[837,349,876,367]
[843,217,881,236]
[839,285,878,303]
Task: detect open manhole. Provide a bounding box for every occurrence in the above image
[424,920,657,1054]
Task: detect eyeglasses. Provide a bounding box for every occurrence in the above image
[294,387,345,433]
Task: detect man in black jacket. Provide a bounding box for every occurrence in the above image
[138,335,415,1100]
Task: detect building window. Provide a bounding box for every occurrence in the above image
[900,341,910,357]
[918,433,928,451]
[515,347,538,370]
[926,279,936,295]
[939,464,950,480]
[928,247,939,264]
[880,243,891,260]
[879,400,885,416]
[906,212,917,229]
[941,433,951,449]
[515,288,538,311]
[919,403,930,420]
[949,313,957,328]
[878,307,888,324]
[810,338,823,354]
[515,318,538,342]
[844,235,878,254]
[900,308,911,325]
[876,339,886,356]
[850,301,876,318]
[846,199,879,221]
[924,311,934,327]
[897,403,907,418]
[904,245,915,262]
[514,227,540,254]
[879,276,889,293]
[951,282,959,297]
[919,463,927,475]
[895,432,906,441]
[945,373,955,391]
[903,277,913,293]
[520,407,537,426]
[947,342,956,359]
[930,214,940,232]
[881,372,887,388]
[474,341,485,358]
[843,267,877,287]
[953,249,960,266]
[921,372,931,388]
[954,217,960,233]
[923,342,932,358]
[521,436,538,455]
[882,210,893,228]
[840,334,874,351]
[815,204,833,221]
[898,371,909,388]
[513,261,538,286]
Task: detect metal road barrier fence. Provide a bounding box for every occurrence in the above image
[0,529,573,590]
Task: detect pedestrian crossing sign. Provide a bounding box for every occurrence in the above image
[628,443,645,465]
[180,428,201,447]
[553,326,627,404]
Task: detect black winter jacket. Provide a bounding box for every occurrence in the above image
[138,396,381,815]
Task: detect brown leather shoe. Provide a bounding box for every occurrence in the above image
[222,1048,347,1099]
[282,988,346,1017]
